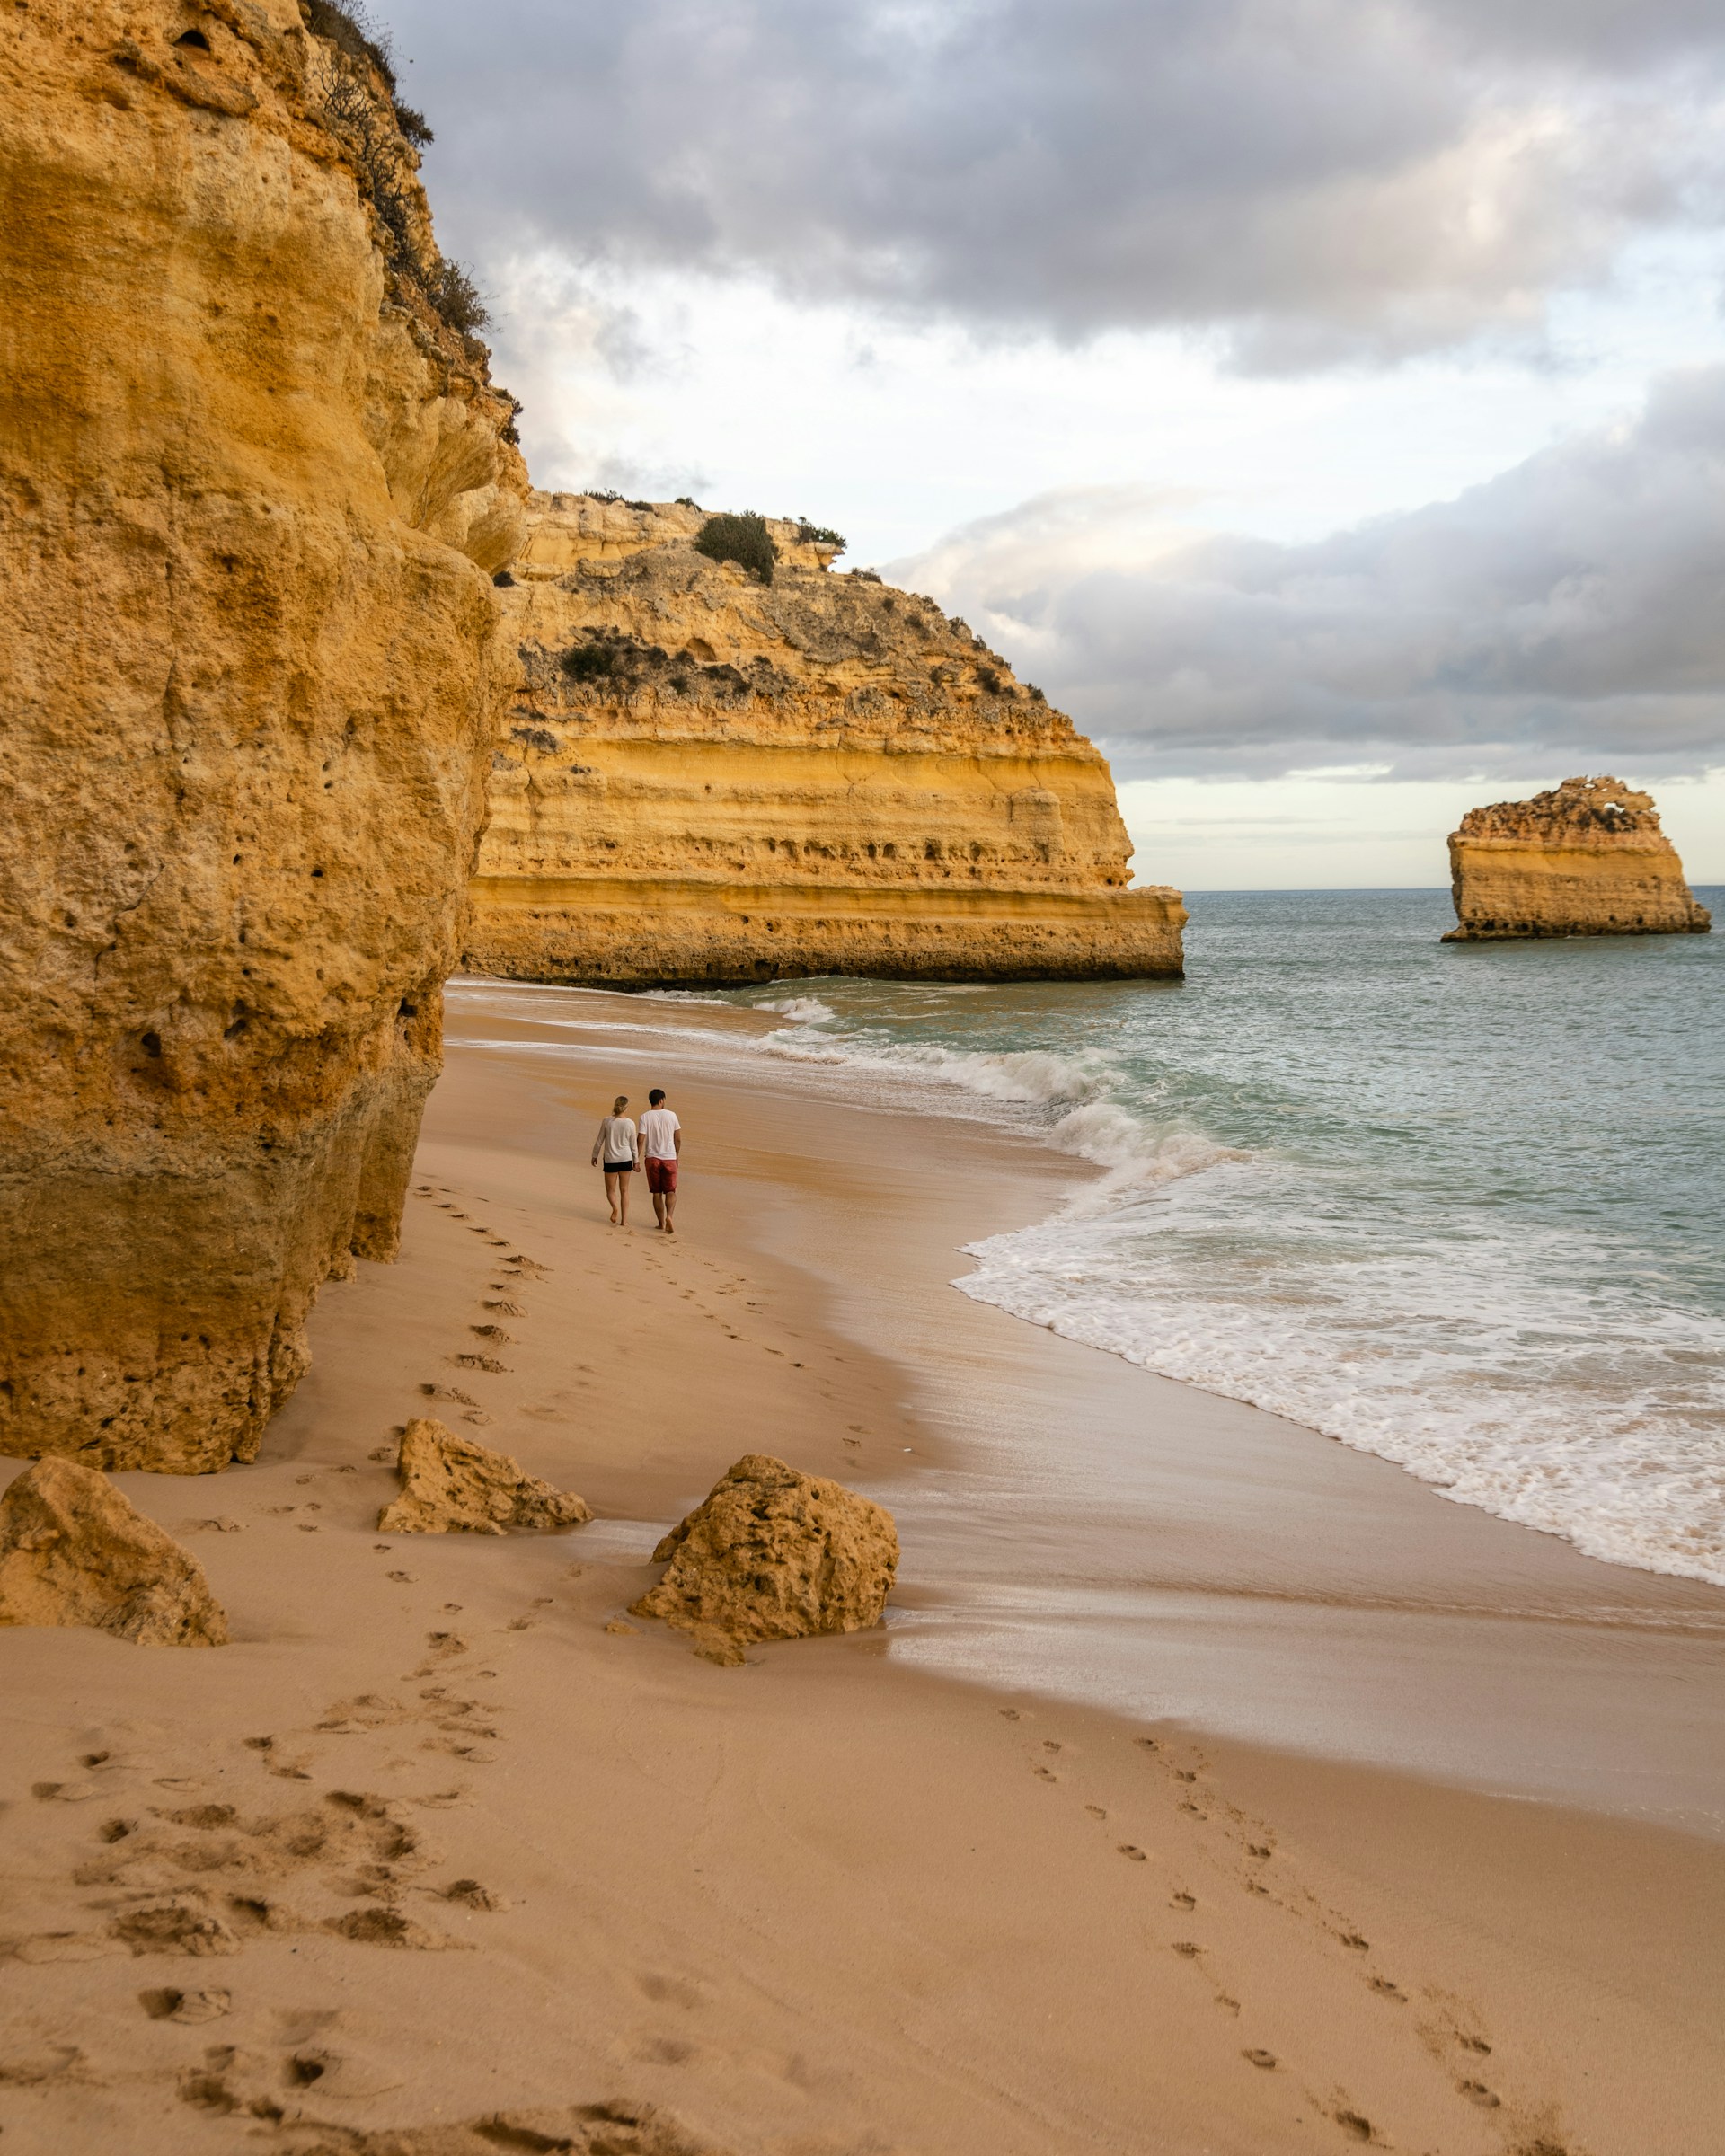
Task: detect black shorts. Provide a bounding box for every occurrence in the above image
[602,1159,633,1174]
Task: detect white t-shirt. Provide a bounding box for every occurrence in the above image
[597,1115,637,1164]
[639,1107,681,1160]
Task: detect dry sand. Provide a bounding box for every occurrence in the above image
[2,985,1721,2155]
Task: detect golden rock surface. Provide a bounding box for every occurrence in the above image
[466,495,1185,985]
[0,1458,229,1646]
[1444,777,1712,941]
[0,3,526,1470]
[631,1454,898,1664]
[377,1418,592,1536]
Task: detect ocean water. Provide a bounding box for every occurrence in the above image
[705,889,1725,1587]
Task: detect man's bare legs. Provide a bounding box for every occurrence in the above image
[606,1168,631,1225]
[652,1184,677,1235]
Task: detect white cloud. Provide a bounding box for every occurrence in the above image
[888,365,1725,780]
[389,0,1725,367]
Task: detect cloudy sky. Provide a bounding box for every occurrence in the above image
[385,0,1725,886]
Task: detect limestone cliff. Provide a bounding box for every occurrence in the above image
[0,2,527,1471]
[465,494,1184,985]
[1444,777,1711,942]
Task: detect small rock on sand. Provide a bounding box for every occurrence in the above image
[376,1418,591,1537]
[631,1454,898,1662]
[0,1458,229,1647]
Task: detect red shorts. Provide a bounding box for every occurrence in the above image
[645,1156,677,1194]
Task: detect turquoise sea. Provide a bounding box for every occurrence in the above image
[703,888,1725,1586]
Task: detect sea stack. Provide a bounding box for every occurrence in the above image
[464,492,1185,985]
[0,3,526,1470]
[1443,777,1712,943]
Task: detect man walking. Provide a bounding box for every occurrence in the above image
[639,1088,682,1235]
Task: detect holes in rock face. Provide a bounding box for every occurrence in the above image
[140,1031,162,1057]
[310,867,324,878]
[174,28,211,49]
[398,1000,418,1019]
[224,1012,247,1040]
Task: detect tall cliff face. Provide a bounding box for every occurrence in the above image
[1444,777,1712,942]
[0,1,527,1471]
[466,494,1185,985]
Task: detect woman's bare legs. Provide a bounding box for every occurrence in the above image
[605,1168,631,1225]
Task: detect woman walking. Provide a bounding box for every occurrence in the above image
[591,1094,640,1225]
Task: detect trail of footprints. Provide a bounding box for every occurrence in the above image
[997,1706,1570,2152]
[411,1179,887,1463]
[410,1181,555,1430]
[4,1596,556,2130]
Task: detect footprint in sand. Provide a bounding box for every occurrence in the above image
[1117,1845,1147,1862]
[141,1986,232,2024]
[1457,2080,1501,2108]
[451,1353,509,1374]
[470,1324,514,1344]
[483,1301,526,1317]
[1085,1805,1107,1820]
[1243,2048,1277,2071]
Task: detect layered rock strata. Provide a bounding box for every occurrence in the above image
[0,1459,229,1646]
[0,3,526,1471]
[632,1454,898,1665]
[1444,777,1712,941]
[466,493,1184,985]
[377,1418,592,1536]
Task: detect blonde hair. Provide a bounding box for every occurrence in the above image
[612,1094,629,1113]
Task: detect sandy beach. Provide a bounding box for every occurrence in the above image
[3,984,1722,2156]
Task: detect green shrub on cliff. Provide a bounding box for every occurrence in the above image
[695,513,777,586]
[303,0,395,89]
[796,519,847,555]
[428,260,491,336]
[561,641,620,684]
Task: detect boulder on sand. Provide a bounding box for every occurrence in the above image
[0,1458,228,1646]
[631,1454,898,1665]
[377,1418,592,1536]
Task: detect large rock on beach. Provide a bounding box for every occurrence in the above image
[464,490,1185,985]
[0,1458,229,1646]
[631,1454,898,1664]
[0,2,526,1472]
[1444,776,1711,941]
[378,1419,592,1536]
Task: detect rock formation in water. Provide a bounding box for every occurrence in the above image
[464,493,1185,985]
[632,1454,898,1664]
[0,4,527,1471]
[0,1459,229,1645]
[1444,777,1712,941]
[377,1418,592,1535]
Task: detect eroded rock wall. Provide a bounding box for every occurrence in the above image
[0,2,526,1470]
[1444,777,1711,942]
[465,494,1185,985]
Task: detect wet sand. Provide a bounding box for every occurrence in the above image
[1,982,1721,2154]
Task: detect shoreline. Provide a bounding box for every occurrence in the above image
[446,980,1725,1833]
[1,977,1721,2152]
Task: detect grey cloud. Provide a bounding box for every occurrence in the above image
[382,0,1725,366]
[886,366,1725,779]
